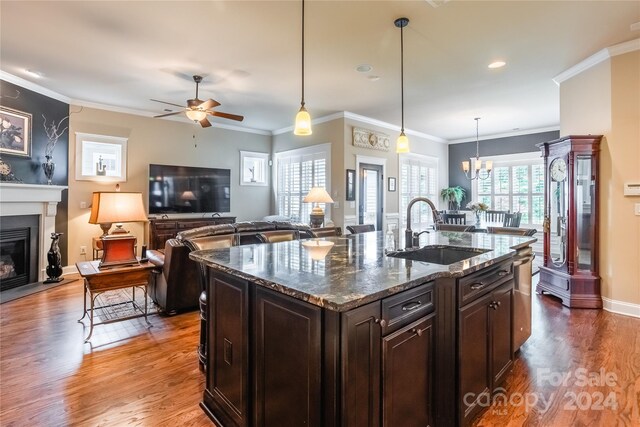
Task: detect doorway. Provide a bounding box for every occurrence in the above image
[358,163,383,230]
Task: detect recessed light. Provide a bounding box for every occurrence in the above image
[356,64,373,73]
[367,75,380,81]
[488,61,506,69]
[25,69,44,78]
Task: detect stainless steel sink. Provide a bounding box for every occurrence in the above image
[386,245,490,265]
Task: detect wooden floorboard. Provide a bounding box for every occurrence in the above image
[1,276,638,426]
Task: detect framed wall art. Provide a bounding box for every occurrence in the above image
[346,169,356,201]
[75,132,128,182]
[0,106,32,157]
[240,151,269,186]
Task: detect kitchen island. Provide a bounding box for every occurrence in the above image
[190,231,536,426]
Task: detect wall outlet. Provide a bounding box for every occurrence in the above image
[80,201,87,209]
[80,246,87,255]
[333,201,340,209]
[635,203,640,216]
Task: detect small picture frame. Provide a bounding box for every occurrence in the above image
[346,169,356,201]
[240,151,268,186]
[0,106,32,158]
[388,177,397,192]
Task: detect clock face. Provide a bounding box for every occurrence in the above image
[550,158,567,182]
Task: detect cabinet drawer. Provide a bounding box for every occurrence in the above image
[154,222,177,230]
[178,221,210,229]
[381,282,434,335]
[459,260,513,306]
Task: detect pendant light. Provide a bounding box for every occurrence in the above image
[462,117,493,180]
[294,0,312,135]
[395,17,409,153]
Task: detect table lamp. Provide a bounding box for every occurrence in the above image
[88,191,148,268]
[303,187,334,228]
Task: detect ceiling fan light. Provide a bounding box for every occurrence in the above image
[185,109,207,122]
[294,105,312,135]
[396,132,410,153]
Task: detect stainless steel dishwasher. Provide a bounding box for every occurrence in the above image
[513,246,535,351]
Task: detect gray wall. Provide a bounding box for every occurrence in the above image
[448,130,559,207]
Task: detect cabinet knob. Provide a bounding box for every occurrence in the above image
[411,328,423,337]
[374,318,387,328]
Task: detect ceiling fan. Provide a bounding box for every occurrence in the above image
[151,75,244,128]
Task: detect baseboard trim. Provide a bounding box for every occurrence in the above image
[62,265,80,276]
[602,297,640,318]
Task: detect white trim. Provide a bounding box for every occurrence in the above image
[448,126,560,144]
[0,70,71,103]
[272,111,448,144]
[602,297,640,318]
[553,38,640,85]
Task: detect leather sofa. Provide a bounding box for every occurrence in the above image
[147,221,340,315]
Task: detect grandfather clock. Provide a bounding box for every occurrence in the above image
[536,135,602,308]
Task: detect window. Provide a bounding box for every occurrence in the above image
[275,143,331,223]
[473,152,544,226]
[399,154,438,230]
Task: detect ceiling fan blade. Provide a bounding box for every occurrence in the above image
[208,111,244,122]
[154,111,183,118]
[150,99,186,109]
[199,99,221,110]
[199,117,212,128]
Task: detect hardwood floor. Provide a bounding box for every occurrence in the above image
[1,276,638,426]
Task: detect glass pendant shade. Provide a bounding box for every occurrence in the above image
[396,132,410,153]
[186,109,207,122]
[294,105,312,135]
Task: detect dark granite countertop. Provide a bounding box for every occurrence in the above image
[189,231,536,312]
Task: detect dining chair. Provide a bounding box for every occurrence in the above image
[310,227,342,238]
[346,224,376,234]
[435,224,475,232]
[441,213,467,225]
[256,230,300,243]
[485,210,509,223]
[503,212,523,228]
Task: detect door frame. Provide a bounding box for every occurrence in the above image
[355,155,386,230]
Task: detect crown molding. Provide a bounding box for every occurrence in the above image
[553,38,640,85]
[448,126,560,144]
[273,111,447,144]
[0,70,71,103]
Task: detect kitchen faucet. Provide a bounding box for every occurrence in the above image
[405,197,442,249]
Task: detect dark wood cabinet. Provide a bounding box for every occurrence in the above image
[202,274,249,427]
[341,301,381,427]
[253,286,322,427]
[537,135,602,308]
[458,281,513,426]
[148,216,236,249]
[382,314,435,427]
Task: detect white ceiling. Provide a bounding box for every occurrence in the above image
[1,1,638,141]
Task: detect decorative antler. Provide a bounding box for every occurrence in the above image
[42,114,69,157]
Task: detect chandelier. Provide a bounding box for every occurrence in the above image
[462,117,492,180]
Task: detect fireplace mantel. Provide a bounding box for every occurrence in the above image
[0,183,68,281]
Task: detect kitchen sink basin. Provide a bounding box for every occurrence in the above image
[386,246,490,265]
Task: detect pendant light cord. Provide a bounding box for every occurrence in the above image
[400,23,404,132]
[301,0,305,107]
[475,117,480,159]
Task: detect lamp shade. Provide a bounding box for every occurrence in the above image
[294,106,312,136]
[396,132,410,153]
[89,192,148,225]
[303,187,334,204]
[302,240,334,261]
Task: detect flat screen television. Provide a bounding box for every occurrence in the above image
[148,164,231,214]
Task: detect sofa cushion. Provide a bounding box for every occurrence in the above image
[273,221,311,232]
[234,221,276,233]
[176,224,236,241]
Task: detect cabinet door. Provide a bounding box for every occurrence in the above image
[254,287,322,427]
[458,293,492,425]
[491,282,513,386]
[208,274,249,427]
[341,301,381,427]
[382,314,435,427]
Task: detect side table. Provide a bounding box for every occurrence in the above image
[76,260,156,342]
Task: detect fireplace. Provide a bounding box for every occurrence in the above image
[0,183,67,283]
[0,215,39,291]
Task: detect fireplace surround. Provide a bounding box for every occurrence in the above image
[0,183,67,283]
